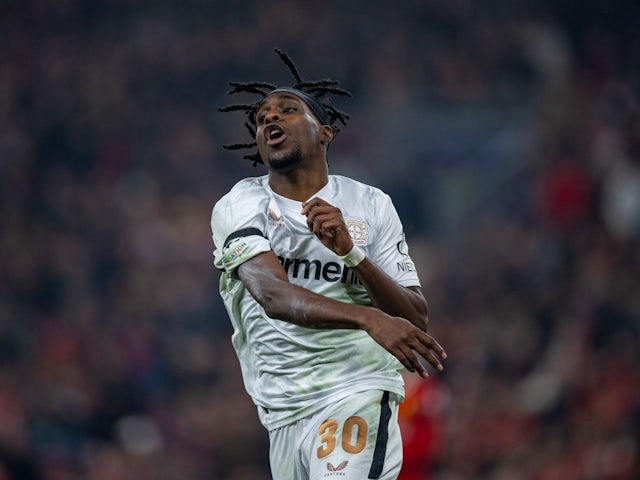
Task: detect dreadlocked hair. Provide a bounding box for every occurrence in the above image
[218,48,352,166]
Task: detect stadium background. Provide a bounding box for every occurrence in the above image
[1,0,638,478]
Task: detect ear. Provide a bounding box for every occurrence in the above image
[320,125,334,144]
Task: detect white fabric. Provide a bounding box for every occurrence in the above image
[268,390,403,480]
[211,174,421,430]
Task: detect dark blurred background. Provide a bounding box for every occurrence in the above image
[1,0,639,479]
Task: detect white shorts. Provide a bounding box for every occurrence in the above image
[268,390,403,480]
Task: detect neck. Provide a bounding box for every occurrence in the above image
[268,157,329,201]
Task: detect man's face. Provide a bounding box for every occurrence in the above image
[255,93,325,172]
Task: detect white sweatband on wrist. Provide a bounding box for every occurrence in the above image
[339,245,366,267]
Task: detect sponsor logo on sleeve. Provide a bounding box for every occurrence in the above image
[396,232,409,256]
[396,232,416,272]
[222,238,251,266]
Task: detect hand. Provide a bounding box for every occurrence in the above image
[364,310,447,378]
[301,197,353,255]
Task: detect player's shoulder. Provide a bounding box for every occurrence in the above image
[329,175,390,202]
[213,175,270,209]
[211,176,272,226]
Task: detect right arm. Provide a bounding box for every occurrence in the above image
[237,250,446,377]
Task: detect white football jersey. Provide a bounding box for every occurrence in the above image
[211,174,422,431]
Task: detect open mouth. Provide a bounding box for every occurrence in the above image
[265,125,287,146]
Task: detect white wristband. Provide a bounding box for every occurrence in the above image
[339,245,366,267]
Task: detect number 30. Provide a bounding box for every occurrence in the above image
[317,416,368,458]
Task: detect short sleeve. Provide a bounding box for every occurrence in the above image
[211,189,272,274]
[370,194,421,287]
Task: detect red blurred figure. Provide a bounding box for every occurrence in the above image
[398,373,448,480]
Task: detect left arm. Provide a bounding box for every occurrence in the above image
[352,259,429,331]
[302,198,429,331]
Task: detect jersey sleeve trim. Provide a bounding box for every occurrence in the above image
[215,227,271,274]
[224,227,266,248]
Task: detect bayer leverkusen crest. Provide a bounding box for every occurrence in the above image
[346,219,369,246]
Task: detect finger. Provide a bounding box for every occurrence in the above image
[312,215,344,232]
[393,348,418,375]
[301,198,331,215]
[308,213,344,236]
[413,337,446,372]
[305,208,322,232]
[302,200,337,216]
[308,197,330,207]
[416,347,444,372]
[303,207,332,232]
[301,202,313,217]
[301,201,315,217]
[401,345,429,378]
[418,333,447,360]
[303,206,337,221]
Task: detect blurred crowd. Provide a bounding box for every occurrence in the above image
[1,0,638,479]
